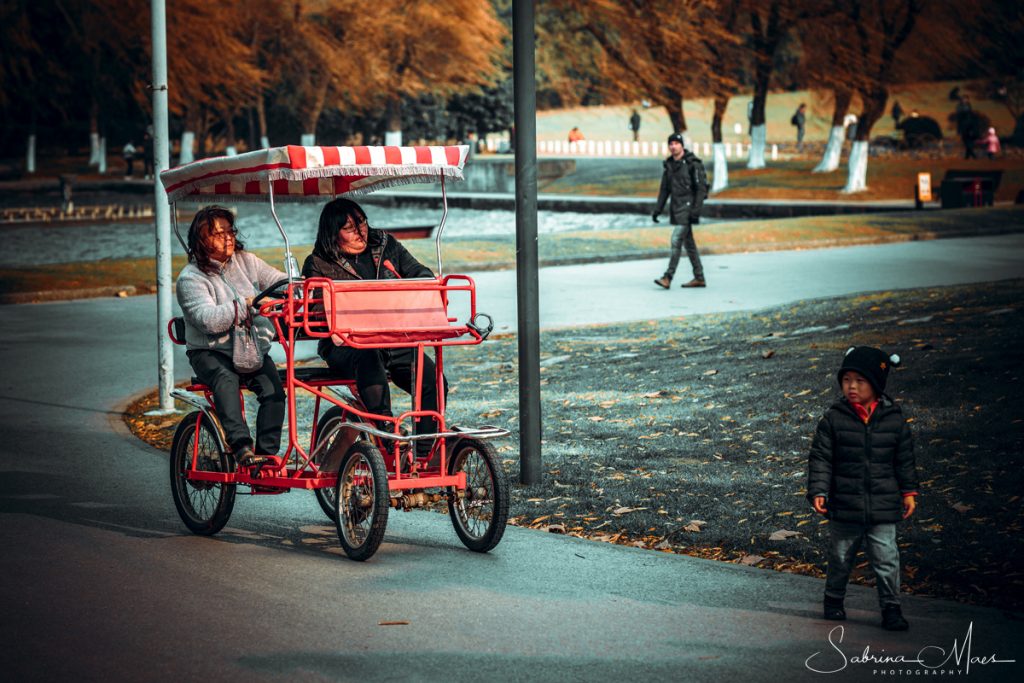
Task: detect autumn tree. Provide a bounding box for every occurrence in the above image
[552,0,712,135]
[740,0,838,169]
[697,0,744,192]
[837,0,973,192]
[800,16,857,173]
[335,0,505,146]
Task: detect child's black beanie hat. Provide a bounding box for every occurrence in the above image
[837,346,901,396]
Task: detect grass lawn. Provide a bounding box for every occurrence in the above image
[125,278,1024,609]
[542,156,1024,203]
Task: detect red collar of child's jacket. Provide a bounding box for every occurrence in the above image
[851,400,878,423]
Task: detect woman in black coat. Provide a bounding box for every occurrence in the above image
[301,198,447,459]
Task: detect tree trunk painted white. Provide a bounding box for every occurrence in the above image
[384,130,402,146]
[26,134,36,174]
[259,136,269,149]
[300,133,315,146]
[813,126,844,173]
[842,141,869,193]
[711,142,728,193]
[225,146,237,156]
[98,137,107,174]
[88,132,101,166]
[747,124,766,169]
[179,131,195,165]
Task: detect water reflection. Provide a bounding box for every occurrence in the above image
[2,203,679,267]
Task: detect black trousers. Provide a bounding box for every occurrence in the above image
[322,345,449,456]
[187,350,285,455]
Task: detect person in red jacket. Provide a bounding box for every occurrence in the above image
[807,346,919,631]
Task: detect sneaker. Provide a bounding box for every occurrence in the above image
[654,276,671,289]
[881,605,909,631]
[823,597,846,621]
[680,278,706,288]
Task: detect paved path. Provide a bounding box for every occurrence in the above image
[1,238,1022,682]
[469,234,1024,335]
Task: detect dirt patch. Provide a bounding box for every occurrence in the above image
[125,279,1024,609]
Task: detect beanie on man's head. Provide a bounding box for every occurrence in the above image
[667,133,684,145]
[837,346,901,397]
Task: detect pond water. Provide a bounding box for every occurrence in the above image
[1,204,688,267]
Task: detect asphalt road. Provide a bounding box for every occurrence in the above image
[2,237,1022,682]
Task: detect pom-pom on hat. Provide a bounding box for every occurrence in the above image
[837,346,901,397]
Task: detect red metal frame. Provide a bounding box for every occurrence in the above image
[173,275,486,494]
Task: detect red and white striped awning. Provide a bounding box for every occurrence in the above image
[160,145,468,203]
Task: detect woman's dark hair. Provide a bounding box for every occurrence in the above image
[313,197,376,262]
[186,205,244,274]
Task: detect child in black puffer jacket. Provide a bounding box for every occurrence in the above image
[807,346,919,631]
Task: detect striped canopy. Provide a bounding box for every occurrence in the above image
[160,144,468,204]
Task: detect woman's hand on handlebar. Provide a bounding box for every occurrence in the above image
[252,278,294,308]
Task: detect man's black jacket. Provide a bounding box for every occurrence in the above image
[654,151,706,225]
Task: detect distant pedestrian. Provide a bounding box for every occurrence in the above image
[629,109,641,142]
[980,127,1001,159]
[891,100,904,128]
[652,133,708,289]
[141,131,154,179]
[791,103,807,152]
[122,140,137,179]
[807,346,919,632]
[567,126,584,144]
[746,100,754,135]
[956,96,978,159]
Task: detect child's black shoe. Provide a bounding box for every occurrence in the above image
[881,605,909,631]
[823,596,846,620]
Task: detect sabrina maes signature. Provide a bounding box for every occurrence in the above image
[805,622,1017,675]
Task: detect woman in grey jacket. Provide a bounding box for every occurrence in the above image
[175,206,287,467]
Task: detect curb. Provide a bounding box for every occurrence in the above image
[0,284,138,305]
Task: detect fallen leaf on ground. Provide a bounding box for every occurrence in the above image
[769,529,801,541]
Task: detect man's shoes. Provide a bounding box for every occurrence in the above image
[881,605,909,631]
[680,278,706,288]
[653,276,671,289]
[823,596,846,621]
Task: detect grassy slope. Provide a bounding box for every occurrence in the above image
[533,79,1017,145]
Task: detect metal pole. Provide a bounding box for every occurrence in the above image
[513,0,541,485]
[152,0,174,412]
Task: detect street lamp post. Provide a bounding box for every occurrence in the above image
[151,0,174,412]
[513,0,541,485]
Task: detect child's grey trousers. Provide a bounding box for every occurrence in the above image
[824,520,901,607]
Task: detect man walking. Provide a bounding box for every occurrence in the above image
[792,103,807,152]
[652,133,708,289]
[629,109,641,142]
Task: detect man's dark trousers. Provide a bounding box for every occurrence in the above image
[666,220,704,281]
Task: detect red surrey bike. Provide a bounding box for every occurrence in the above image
[160,144,509,560]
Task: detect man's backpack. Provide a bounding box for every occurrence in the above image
[689,158,709,202]
[790,113,799,126]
